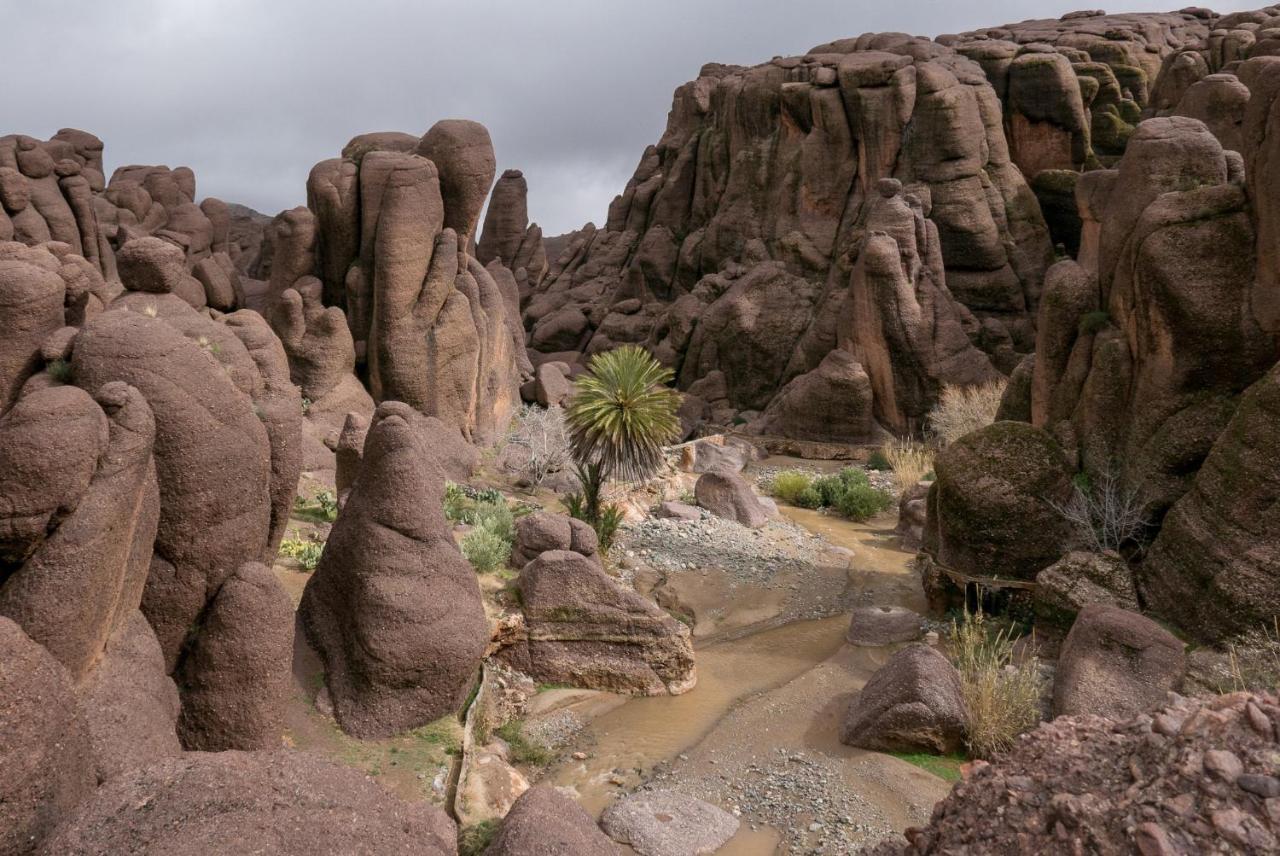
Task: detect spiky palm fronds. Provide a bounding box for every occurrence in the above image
[565,345,681,483]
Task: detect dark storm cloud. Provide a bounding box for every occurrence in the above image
[2,0,1255,233]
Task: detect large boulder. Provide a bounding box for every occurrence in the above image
[510,510,598,568]
[600,790,739,856]
[924,421,1074,580]
[500,550,695,696]
[1052,604,1185,720]
[1033,551,1138,629]
[0,617,94,856]
[840,644,966,755]
[484,784,622,856]
[39,751,458,855]
[300,402,488,737]
[749,349,876,442]
[694,470,769,528]
[0,253,64,412]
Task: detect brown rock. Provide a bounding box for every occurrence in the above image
[840,643,966,755]
[300,402,488,737]
[1053,604,1185,720]
[694,470,769,528]
[485,784,622,856]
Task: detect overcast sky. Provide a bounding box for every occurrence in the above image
[3,1,1255,234]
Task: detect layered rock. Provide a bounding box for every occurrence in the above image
[522,35,1053,438]
[499,550,695,696]
[299,402,488,738]
[305,120,524,443]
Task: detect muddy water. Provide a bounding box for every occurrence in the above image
[547,503,931,853]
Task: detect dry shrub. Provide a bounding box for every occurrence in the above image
[948,610,1043,760]
[883,439,934,493]
[928,380,1008,446]
[506,404,571,486]
[1049,467,1148,553]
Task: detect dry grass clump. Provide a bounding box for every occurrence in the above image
[947,610,1042,760]
[928,380,1008,446]
[882,439,934,493]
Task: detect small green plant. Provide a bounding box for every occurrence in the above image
[301,396,312,414]
[866,449,891,470]
[293,489,338,523]
[495,720,553,766]
[833,482,894,522]
[444,482,469,522]
[947,610,1043,760]
[45,358,73,383]
[794,485,823,509]
[462,524,510,574]
[458,820,498,856]
[769,470,815,505]
[279,536,324,571]
[1078,310,1111,335]
[410,718,463,755]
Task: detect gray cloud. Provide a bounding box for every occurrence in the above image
[3,0,1255,234]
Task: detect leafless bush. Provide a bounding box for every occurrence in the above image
[1049,467,1147,553]
[506,404,571,486]
[928,380,1008,446]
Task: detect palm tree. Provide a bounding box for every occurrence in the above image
[564,345,681,528]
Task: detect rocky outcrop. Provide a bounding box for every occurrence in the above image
[305,121,524,443]
[840,643,967,755]
[300,402,488,737]
[1053,604,1185,720]
[40,751,459,856]
[866,690,1280,855]
[499,550,695,696]
[477,168,548,288]
[509,511,599,568]
[522,34,1052,438]
[485,784,622,856]
[924,421,1074,580]
[0,617,94,856]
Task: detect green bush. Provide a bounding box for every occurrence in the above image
[462,524,510,573]
[813,467,869,507]
[495,720,552,765]
[833,482,894,522]
[443,482,469,522]
[769,470,814,505]
[866,449,891,471]
[468,500,514,544]
[794,485,824,509]
[458,821,498,856]
[279,537,324,571]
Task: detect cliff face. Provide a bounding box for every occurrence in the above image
[523,12,1213,439]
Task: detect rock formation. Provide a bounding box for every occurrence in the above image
[299,402,489,738]
[498,550,696,696]
[305,121,524,443]
[840,644,967,755]
[485,784,623,856]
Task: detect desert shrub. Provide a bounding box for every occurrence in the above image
[566,493,624,553]
[1050,466,1147,552]
[443,482,469,522]
[469,499,514,543]
[458,821,498,856]
[883,439,934,493]
[462,523,510,573]
[866,449,892,470]
[1078,310,1111,335]
[794,486,824,509]
[495,720,553,765]
[45,358,73,383]
[279,536,324,571]
[506,404,572,486]
[928,380,1008,446]
[833,482,894,522]
[769,470,814,505]
[947,610,1043,759]
[294,489,338,523]
[813,467,869,507]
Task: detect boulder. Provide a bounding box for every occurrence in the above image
[533,362,570,407]
[510,510,598,568]
[39,751,458,855]
[0,617,94,856]
[894,480,931,546]
[599,790,739,856]
[1033,551,1138,628]
[655,501,701,522]
[846,605,923,646]
[175,562,293,751]
[484,784,622,856]
[501,550,695,696]
[300,402,488,737]
[694,471,768,528]
[750,349,876,443]
[924,422,1073,580]
[1052,604,1185,720]
[0,255,64,412]
[840,644,966,755]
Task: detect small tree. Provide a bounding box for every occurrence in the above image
[563,346,681,542]
[506,404,571,487]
